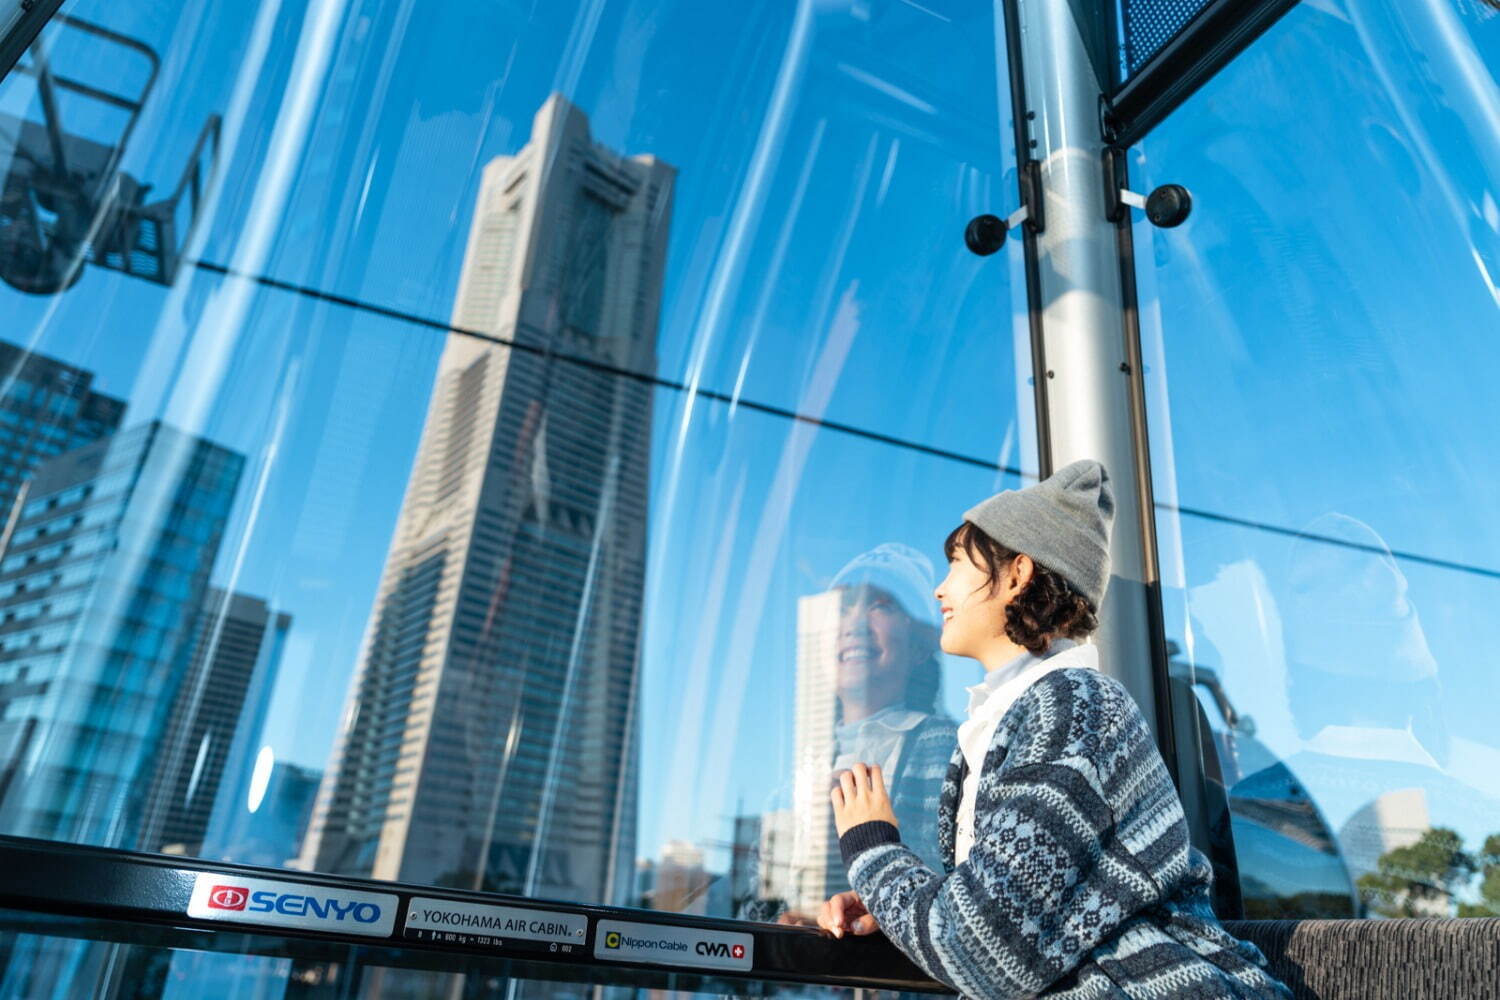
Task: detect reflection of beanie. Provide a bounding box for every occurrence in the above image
[963,460,1115,609]
[830,543,938,627]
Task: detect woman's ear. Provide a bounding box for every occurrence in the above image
[1007,554,1035,597]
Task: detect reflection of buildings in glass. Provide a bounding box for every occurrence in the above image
[637,840,724,915]
[146,589,293,857]
[790,589,843,910]
[299,95,674,907]
[0,339,125,517]
[0,421,243,846]
[753,808,798,912]
[205,759,321,869]
[1340,788,1432,888]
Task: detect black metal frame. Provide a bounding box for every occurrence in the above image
[0,836,946,992]
[1101,0,1301,147]
[0,0,67,82]
[1000,0,1052,479]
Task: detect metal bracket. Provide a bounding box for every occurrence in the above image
[1102,147,1192,228]
[1019,158,1045,235]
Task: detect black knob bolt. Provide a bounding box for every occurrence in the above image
[964,214,1008,256]
[1145,184,1192,228]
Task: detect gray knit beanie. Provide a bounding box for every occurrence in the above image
[962,459,1115,609]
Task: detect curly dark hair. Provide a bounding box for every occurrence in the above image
[943,521,1098,654]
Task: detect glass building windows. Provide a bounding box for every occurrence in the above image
[1132,0,1500,921]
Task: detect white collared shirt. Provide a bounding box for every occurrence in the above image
[830,706,926,777]
[954,638,1099,864]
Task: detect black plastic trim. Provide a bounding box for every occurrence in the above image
[1108,153,1245,919]
[0,836,946,991]
[0,0,66,82]
[1103,0,1301,147]
[1001,0,1052,478]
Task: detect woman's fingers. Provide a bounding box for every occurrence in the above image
[817,898,836,935]
[849,761,868,795]
[838,768,857,802]
[828,893,848,939]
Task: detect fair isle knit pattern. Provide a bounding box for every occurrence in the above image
[840,668,1291,1000]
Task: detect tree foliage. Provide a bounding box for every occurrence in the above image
[1357,826,1500,918]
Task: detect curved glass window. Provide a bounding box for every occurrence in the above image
[0,0,1027,969]
[1133,0,1500,920]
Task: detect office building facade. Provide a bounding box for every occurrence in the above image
[0,421,244,847]
[147,588,293,857]
[299,95,675,906]
[0,340,125,520]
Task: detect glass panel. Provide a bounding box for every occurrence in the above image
[0,0,1026,993]
[1133,0,1500,920]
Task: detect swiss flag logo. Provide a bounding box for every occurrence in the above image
[731,944,745,959]
[207,885,249,910]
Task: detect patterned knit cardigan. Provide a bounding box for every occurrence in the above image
[839,668,1292,1000]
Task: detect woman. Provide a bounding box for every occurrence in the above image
[820,461,1290,999]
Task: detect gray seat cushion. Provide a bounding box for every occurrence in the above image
[1225,918,1500,1000]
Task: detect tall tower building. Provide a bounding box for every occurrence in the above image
[0,421,244,846]
[0,339,125,518]
[147,589,293,857]
[788,590,845,910]
[299,95,674,907]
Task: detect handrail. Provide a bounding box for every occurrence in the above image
[0,835,948,993]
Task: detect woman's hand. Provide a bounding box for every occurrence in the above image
[817,890,880,938]
[830,762,897,836]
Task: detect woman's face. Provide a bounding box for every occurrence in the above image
[935,543,1017,660]
[836,585,928,707]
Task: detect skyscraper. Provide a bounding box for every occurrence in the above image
[0,421,244,846]
[0,339,125,518]
[147,588,293,857]
[788,590,845,911]
[299,95,674,907]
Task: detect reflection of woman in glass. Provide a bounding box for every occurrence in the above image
[825,545,956,881]
[742,544,955,924]
[1240,512,1500,915]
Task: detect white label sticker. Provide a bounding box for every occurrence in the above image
[594,919,753,971]
[186,873,398,938]
[405,898,587,945]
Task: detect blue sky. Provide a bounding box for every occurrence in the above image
[2,0,1498,889]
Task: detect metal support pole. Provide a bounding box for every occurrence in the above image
[1006,0,1217,860]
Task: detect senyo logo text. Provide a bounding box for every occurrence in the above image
[242,889,383,924]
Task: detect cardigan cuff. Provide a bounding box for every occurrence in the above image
[839,820,901,867]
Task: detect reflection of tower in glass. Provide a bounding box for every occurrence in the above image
[146,589,293,857]
[1339,788,1433,887]
[0,421,244,846]
[299,95,674,906]
[789,590,843,910]
[0,339,125,517]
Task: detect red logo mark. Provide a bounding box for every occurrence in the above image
[731,944,745,959]
[207,885,249,910]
